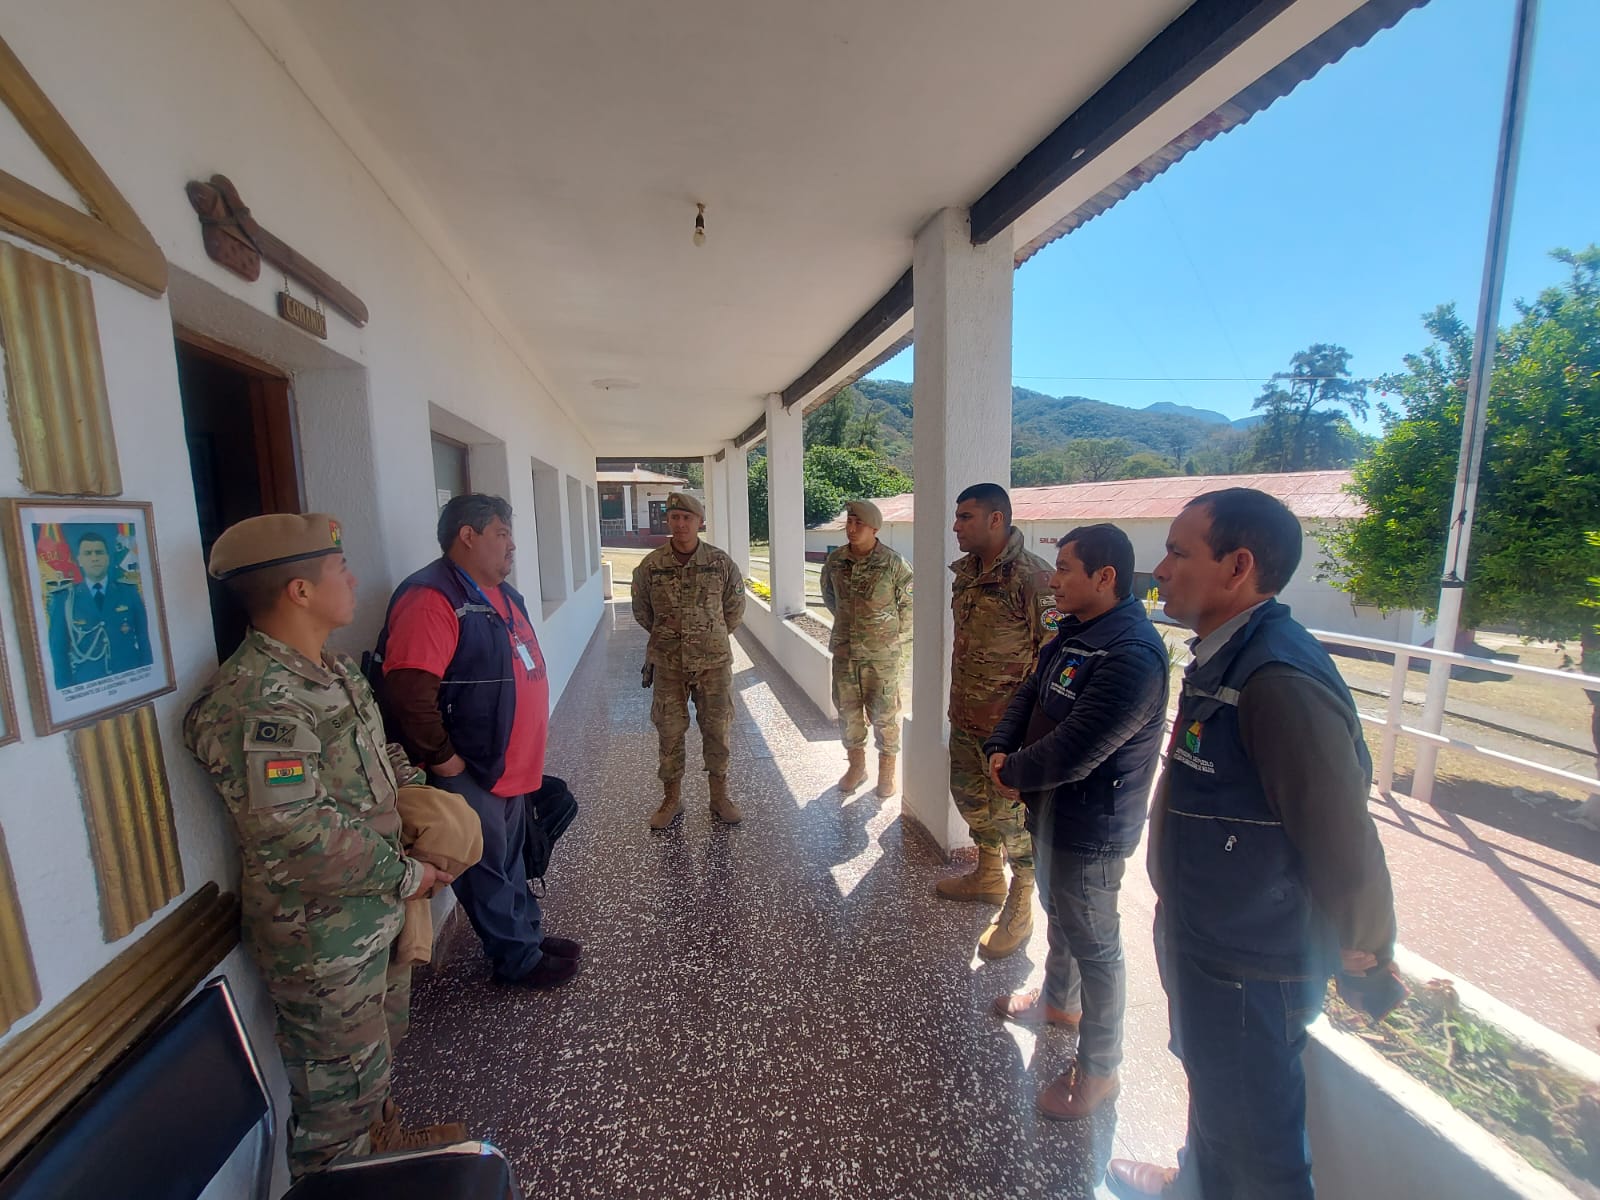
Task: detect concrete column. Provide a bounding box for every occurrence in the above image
[765,391,806,618]
[623,484,635,531]
[724,440,751,579]
[703,454,720,543]
[904,206,1014,854]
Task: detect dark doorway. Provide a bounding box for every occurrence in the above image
[176,330,302,662]
[649,500,667,534]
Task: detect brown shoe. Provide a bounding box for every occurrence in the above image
[649,780,683,830]
[977,867,1035,960]
[990,988,1080,1028]
[1106,1159,1179,1197]
[875,752,897,798]
[838,747,868,792]
[709,774,743,825]
[368,1098,468,1153]
[1037,1063,1120,1120]
[933,846,1007,904]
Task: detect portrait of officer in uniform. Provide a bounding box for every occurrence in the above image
[46,529,153,689]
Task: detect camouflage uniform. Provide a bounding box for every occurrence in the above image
[949,528,1056,868]
[821,540,912,754]
[631,540,745,781]
[184,627,425,1178]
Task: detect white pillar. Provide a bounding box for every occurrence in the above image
[702,453,720,543]
[766,391,806,618]
[724,440,751,579]
[904,207,1014,854]
[623,484,635,531]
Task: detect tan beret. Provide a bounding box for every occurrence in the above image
[209,513,345,580]
[665,491,704,520]
[845,499,883,530]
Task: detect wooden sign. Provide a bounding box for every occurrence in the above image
[185,174,368,327]
[277,291,327,339]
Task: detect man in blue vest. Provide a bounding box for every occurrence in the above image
[984,523,1169,1122]
[1108,488,1396,1199]
[373,494,580,990]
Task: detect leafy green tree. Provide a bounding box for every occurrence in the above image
[1120,451,1180,479]
[1011,451,1078,487]
[1324,247,1600,763]
[1250,344,1370,471]
[1065,438,1131,482]
[747,443,911,539]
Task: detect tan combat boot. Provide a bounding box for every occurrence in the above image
[838,748,868,792]
[978,866,1036,960]
[875,752,897,798]
[934,846,1007,904]
[649,779,683,830]
[369,1098,468,1152]
[708,774,743,825]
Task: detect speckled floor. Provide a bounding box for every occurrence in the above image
[393,601,1190,1199]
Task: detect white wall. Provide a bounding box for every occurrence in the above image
[0,0,605,1183]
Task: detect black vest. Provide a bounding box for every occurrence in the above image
[371,558,532,791]
[1156,599,1371,979]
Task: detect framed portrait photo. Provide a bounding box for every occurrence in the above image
[0,613,18,748]
[2,499,176,734]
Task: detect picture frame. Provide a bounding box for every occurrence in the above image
[0,606,18,748]
[1,499,176,735]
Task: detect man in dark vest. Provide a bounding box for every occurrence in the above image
[372,493,581,990]
[1108,488,1397,1200]
[984,523,1169,1122]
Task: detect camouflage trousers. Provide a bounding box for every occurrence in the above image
[949,725,1033,869]
[268,943,411,1178]
[831,655,902,754]
[652,663,733,781]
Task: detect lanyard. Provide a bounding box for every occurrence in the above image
[452,565,542,679]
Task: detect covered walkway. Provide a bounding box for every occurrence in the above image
[392,603,1189,1198]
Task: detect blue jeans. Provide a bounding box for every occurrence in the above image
[429,771,544,981]
[1035,841,1127,1076]
[1157,916,1328,1199]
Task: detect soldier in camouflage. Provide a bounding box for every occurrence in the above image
[820,498,912,798]
[631,491,746,829]
[183,514,465,1179]
[941,482,1057,960]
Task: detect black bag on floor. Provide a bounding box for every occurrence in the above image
[523,774,578,885]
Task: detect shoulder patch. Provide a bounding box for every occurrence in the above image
[1041,606,1063,633]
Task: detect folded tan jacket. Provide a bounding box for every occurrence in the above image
[395,784,484,966]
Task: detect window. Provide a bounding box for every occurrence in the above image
[566,474,588,585]
[586,485,600,573]
[531,458,567,610]
[430,433,469,512]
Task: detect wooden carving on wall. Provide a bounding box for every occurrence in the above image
[0,35,166,297]
[186,174,369,327]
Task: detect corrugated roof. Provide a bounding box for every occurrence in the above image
[813,469,1360,529]
[595,468,688,485]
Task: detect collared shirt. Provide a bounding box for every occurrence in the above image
[1187,600,1270,670]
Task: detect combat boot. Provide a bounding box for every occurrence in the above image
[875,752,897,798]
[978,866,1035,960]
[934,846,1007,904]
[649,779,682,830]
[838,748,868,792]
[708,774,743,825]
[369,1098,467,1152]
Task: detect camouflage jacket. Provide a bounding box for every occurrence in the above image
[949,528,1056,736]
[631,540,745,672]
[820,540,912,661]
[183,628,425,978]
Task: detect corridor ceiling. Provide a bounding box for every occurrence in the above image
[272,0,1376,455]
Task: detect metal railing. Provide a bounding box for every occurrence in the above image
[1307,628,1600,803]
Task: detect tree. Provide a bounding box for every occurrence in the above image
[1065,438,1131,482]
[1323,246,1600,768]
[746,443,911,539]
[804,385,882,452]
[1249,344,1370,471]
[1011,451,1078,488]
[1120,451,1180,479]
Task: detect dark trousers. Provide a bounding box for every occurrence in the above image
[430,771,544,981]
[1035,841,1127,1076]
[1157,917,1328,1200]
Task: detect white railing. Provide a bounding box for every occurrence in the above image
[1306,628,1600,802]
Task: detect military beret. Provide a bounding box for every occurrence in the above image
[845,499,883,530]
[209,513,345,580]
[665,491,704,520]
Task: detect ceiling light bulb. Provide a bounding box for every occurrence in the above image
[693,203,706,247]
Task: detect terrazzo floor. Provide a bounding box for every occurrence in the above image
[393,601,1191,1199]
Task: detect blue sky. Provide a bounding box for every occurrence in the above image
[868,0,1596,431]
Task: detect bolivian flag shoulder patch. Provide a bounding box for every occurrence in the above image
[264,758,307,787]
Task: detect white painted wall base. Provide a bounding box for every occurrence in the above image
[738,597,837,721]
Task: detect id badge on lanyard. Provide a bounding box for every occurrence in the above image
[515,639,536,673]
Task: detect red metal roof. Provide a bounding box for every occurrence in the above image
[814,470,1361,529]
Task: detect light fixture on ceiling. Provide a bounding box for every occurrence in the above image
[693,203,706,247]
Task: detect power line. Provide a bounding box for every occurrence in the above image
[1013,374,1349,382]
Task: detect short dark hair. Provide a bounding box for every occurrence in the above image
[956,482,1012,528]
[437,493,514,553]
[224,557,331,621]
[1185,488,1303,594]
[1060,523,1136,600]
[75,532,109,555]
